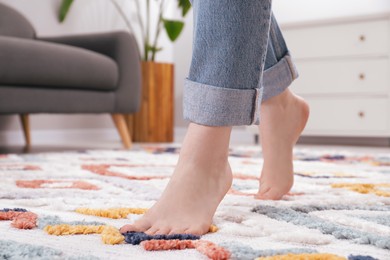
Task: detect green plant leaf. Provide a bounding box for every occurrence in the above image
[146,44,163,53]
[163,19,184,42]
[59,0,74,22]
[178,0,191,17]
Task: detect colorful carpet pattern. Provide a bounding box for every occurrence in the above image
[0,145,390,259]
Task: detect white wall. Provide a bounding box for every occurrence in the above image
[1,0,389,142]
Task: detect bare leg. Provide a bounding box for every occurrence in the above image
[120,123,233,235]
[255,89,309,200]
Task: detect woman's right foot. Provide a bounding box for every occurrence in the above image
[255,89,309,200]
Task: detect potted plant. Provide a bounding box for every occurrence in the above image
[59,0,192,142]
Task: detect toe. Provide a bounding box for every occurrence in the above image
[184,227,206,236]
[183,229,198,235]
[184,223,209,236]
[120,220,151,233]
[168,229,178,235]
[168,228,186,235]
[255,186,271,199]
[255,194,269,200]
[256,188,283,200]
[145,225,159,235]
[182,228,191,234]
[154,226,171,235]
[257,184,271,195]
[120,224,139,233]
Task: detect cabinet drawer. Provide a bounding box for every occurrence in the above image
[291,58,389,95]
[303,97,389,134]
[284,20,390,59]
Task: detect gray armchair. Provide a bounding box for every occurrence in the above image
[0,3,141,149]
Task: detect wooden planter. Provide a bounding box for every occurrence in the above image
[127,62,174,142]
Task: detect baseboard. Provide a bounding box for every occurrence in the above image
[0,127,255,147]
[298,135,390,147]
[0,128,120,146]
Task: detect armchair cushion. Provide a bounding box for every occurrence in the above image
[0,36,119,91]
[40,31,142,112]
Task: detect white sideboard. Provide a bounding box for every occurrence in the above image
[283,13,390,137]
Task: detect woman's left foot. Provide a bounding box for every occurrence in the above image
[120,123,233,236]
[255,89,309,200]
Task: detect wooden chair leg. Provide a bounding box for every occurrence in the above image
[19,114,31,148]
[111,114,132,149]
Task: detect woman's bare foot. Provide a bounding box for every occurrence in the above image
[255,89,309,200]
[120,123,233,236]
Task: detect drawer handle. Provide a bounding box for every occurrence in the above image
[358,111,365,118]
[359,35,366,42]
[359,73,365,80]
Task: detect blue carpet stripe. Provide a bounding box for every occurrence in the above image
[252,205,390,249]
[122,231,200,245]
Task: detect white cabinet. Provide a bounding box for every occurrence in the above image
[284,14,390,137]
[284,20,389,58]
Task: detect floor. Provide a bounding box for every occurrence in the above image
[0,140,125,154]
[1,139,390,155]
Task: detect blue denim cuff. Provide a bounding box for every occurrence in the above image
[183,80,263,126]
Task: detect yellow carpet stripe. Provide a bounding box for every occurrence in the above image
[75,207,148,219]
[209,224,218,233]
[256,253,346,260]
[44,225,125,245]
[101,226,125,245]
[332,183,390,197]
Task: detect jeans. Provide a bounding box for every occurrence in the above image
[183,0,298,126]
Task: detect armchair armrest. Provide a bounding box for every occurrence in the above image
[40,31,141,113]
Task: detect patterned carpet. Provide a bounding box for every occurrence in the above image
[1,145,390,260]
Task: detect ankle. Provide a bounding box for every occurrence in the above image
[262,89,294,110]
[178,154,229,174]
[179,123,231,166]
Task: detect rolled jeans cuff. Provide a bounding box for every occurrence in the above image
[183,53,298,126]
[184,80,262,126]
[263,52,299,101]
